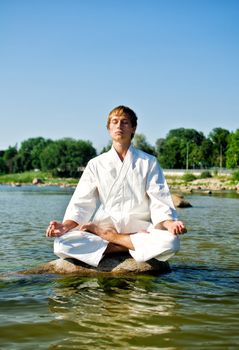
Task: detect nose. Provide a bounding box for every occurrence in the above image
[117,120,124,127]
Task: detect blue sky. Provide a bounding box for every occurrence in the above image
[0,0,238,152]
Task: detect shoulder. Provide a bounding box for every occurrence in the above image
[92,148,112,162]
[86,149,112,169]
[131,147,164,179]
[132,146,158,164]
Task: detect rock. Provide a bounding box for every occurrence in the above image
[32,178,44,185]
[11,182,21,187]
[205,190,212,195]
[19,254,171,276]
[172,193,192,208]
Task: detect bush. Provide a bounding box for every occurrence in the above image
[182,173,197,182]
[199,171,212,179]
[0,171,51,184]
[231,170,239,182]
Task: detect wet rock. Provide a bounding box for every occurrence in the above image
[172,193,192,208]
[205,190,212,195]
[11,182,21,187]
[32,178,44,185]
[20,254,171,276]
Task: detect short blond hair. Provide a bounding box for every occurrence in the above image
[107,106,138,139]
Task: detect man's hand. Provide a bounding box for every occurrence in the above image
[46,221,66,237]
[162,220,187,235]
[46,220,78,237]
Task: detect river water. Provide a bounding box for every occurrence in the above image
[0,185,238,350]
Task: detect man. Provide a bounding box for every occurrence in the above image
[46,106,186,267]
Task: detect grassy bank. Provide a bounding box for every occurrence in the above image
[0,171,78,186]
[0,170,238,191]
[166,172,239,192]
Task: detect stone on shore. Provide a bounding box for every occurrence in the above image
[20,254,170,276]
[172,193,192,208]
[32,178,44,185]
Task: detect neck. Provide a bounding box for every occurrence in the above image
[112,141,131,161]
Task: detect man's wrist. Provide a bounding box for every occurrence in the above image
[162,220,173,230]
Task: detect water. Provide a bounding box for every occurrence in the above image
[0,185,238,349]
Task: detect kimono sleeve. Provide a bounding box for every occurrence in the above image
[146,158,178,226]
[63,160,99,224]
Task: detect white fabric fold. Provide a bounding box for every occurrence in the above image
[129,229,180,262]
[54,230,108,267]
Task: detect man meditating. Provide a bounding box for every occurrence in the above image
[46,106,186,267]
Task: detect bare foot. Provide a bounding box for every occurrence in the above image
[80,222,135,250]
[80,222,118,241]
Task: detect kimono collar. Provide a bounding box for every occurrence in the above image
[110,144,135,164]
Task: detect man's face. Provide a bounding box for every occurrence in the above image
[108,114,136,143]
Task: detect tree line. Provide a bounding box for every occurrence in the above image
[0,127,238,177]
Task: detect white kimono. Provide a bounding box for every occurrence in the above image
[54,145,180,266]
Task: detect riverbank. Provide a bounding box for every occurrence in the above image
[167,176,239,194]
[0,171,78,187]
[0,171,238,194]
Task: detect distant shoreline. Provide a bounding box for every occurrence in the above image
[168,177,239,194]
[0,173,238,195]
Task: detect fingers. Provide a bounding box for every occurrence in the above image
[171,221,187,235]
[46,226,54,237]
[181,226,187,234]
[178,221,187,234]
[46,221,61,237]
[176,223,187,235]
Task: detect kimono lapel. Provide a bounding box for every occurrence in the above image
[104,145,133,207]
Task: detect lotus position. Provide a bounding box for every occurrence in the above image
[46,106,187,267]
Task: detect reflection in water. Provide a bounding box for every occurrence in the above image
[48,275,179,349]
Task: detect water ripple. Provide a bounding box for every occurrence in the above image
[0,189,239,349]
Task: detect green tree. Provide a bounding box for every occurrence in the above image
[208,128,230,167]
[0,157,7,174]
[226,129,239,168]
[156,128,206,169]
[156,136,182,168]
[3,146,18,173]
[133,134,156,156]
[17,137,53,172]
[197,138,214,168]
[40,138,96,177]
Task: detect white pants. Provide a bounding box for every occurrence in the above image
[54,229,180,267]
